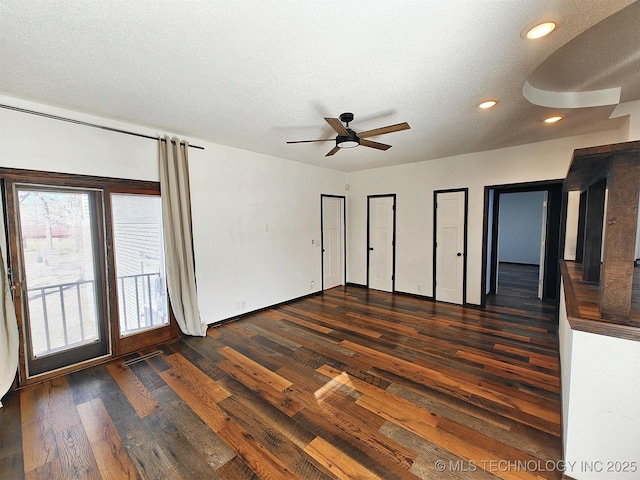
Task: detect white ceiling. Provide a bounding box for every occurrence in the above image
[0,0,638,172]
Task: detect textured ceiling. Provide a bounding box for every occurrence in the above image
[0,0,638,172]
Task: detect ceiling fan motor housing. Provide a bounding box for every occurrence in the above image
[337,128,360,148]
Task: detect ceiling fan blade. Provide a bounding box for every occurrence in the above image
[325,145,341,156]
[286,139,334,144]
[324,117,348,136]
[360,139,392,151]
[357,122,410,139]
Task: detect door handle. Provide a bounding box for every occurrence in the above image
[11,281,22,298]
[457,252,462,257]
[369,247,374,251]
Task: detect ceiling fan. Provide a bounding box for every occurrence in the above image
[287,112,410,156]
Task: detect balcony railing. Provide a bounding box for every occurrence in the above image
[27,279,97,356]
[118,272,168,335]
[26,272,168,356]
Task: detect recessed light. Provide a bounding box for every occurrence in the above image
[523,21,557,40]
[544,115,564,123]
[478,100,498,109]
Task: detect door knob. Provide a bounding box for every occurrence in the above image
[369,247,374,251]
[457,252,462,257]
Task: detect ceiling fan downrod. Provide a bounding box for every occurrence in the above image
[339,112,354,128]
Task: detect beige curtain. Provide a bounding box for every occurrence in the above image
[159,136,206,337]
[0,240,19,406]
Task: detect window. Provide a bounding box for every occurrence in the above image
[111,193,168,336]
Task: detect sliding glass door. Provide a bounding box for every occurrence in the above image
[2,171,179,384]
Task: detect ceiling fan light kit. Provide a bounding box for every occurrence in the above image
[287,112,410,156]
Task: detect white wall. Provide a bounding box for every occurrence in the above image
[559,286,640,479]
[188,143,345,322]
[0,97,346,325]
[564,191,581,261]
[345,129,626,303]
[611,100,640,142]
[498,191,545,265]
[557,282,573,443]
[0,99,159,181]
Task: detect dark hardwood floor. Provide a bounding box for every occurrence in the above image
[0,286,561,479]
[497,263,540,298]
[486,263,551,315]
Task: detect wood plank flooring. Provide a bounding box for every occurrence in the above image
[0,286,561,479]
[496,263,540,299]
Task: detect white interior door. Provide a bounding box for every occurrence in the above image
[435,190,466,304]
[368,196,394,292]
[322,196,344,290]
[538,192,548,299]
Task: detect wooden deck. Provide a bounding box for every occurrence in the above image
[0,286,561,479]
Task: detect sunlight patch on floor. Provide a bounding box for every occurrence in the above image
[314,371,353,402]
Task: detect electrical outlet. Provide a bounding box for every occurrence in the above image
[310,280,314,289]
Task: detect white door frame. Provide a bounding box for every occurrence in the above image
[320,194,346,290]
[538,192,549,299]
[367,194,396,292]
[433,188,468,305]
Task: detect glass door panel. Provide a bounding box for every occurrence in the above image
[112,193,168,335]
[14,186,108,376]
[111,192,176,355]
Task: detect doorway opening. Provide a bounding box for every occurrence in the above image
[482,180,563,307]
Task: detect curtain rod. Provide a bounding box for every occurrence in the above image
[0,104,205,150]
